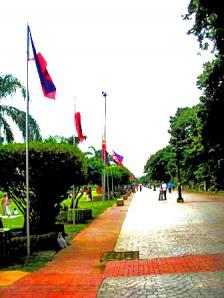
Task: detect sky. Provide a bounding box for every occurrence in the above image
[0,0,213,177]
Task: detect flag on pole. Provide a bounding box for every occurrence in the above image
[105,151,110,165]
[75,112,86,142]
[112,150,124,165]
[101,141,106,161]
[101,148,110,165]
[27,25,56,99]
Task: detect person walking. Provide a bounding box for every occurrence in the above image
[167,181,173,193]
[159,184,163,200]
[162,182,167,200]
[139,184,142,192]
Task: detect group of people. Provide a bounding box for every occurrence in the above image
[158,181,174,201]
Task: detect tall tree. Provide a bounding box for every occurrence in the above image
[144,146,176,183]
[185,1,224,189]
[0,74,41,142]
[184,0,224,53]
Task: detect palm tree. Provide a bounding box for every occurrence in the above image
[85,146,102,159]
[0,74,41,143]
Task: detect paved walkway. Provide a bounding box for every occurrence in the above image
[98,189,224,297]
[0,188,224,297]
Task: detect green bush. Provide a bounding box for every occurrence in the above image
[0,142,87,234]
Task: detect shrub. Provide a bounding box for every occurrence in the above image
[0,143,87,234]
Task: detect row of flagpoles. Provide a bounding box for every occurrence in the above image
[25,25,124,257]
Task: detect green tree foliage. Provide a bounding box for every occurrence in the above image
[169,105,203,163]
[87,157,104,185]
[0,142,87,233]
[184,0,224,53]
[43,135,74,144]
[107,164,132,186]
[144,146,176,183]
[0,74,41,142]
[85,145,102,159]
[168,105,212,187]
[197,57,224,149]
[185,0,224,189]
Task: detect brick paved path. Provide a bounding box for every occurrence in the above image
[98,188,224,297]
[0,198,131,297]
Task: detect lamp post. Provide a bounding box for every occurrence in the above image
[102,91,107,201]
[176,150,184,203]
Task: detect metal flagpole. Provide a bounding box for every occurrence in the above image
[101,135,105,200]
[26,24,30,257]
[73,96,76,225]
[102,91,107,200]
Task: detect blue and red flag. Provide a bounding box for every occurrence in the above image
[28,25,56,99]
[105,151,110,165]
[112,150,124,165]
[101,147,110,165]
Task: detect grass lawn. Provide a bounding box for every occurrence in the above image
[0,193,116,271]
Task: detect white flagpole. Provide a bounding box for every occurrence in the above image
[73,96,77,145]
[73,96,76,225]
[26,24,30,257]
[102,91,107,200]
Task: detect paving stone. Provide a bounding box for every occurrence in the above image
[98,189,224,297]
[97,272,224,298]
[114,191,224,259]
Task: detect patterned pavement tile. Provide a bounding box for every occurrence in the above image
[114,190,224,259]
[97,271,224,298]
[98,189,224,297]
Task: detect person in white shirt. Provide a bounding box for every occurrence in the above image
[161,182,167,200]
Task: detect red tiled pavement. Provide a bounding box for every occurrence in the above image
[0,198,131,298]
[104,253,224,277]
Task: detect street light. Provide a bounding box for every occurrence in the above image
[176,149,184,203]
